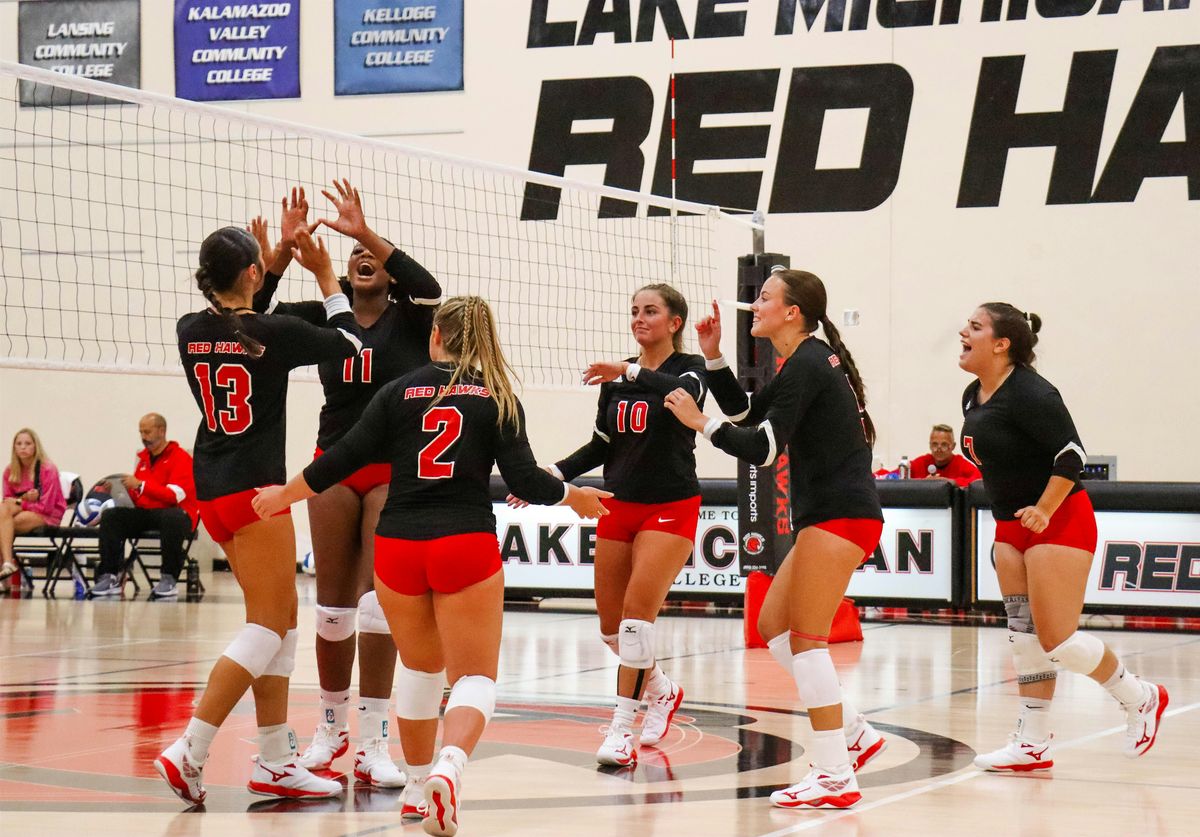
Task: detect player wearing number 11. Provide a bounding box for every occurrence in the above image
[157,225,364,806]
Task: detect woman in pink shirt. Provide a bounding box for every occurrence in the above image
[1,428,67,581]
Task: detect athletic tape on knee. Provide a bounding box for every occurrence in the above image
[395,665,445,720]
[445,675,496,723]
[1010,632,1057,684]
[1003,595,1035,635]
[601,632,619,657]
[262,628,298,677]
[357,590,390,635]
[315,604,357,642]
[767,632,793,673]
[791,647,842,710]
[1048,632,1106,675]
[222,623,283,679]
[618,618,655,669]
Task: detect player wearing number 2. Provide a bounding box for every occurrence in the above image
[251,182,442,786]
[548,284,708,767]
[252,295,611,837]
[155,225,363,805]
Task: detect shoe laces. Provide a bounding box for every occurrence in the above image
[358,737,391,759]
[599,724,633,739]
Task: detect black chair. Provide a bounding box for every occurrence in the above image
[124,523,204,601]
[11,473,91,596]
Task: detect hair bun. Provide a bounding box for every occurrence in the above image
[1027,312,1042,335]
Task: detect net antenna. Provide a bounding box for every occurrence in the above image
[0,60,762,387]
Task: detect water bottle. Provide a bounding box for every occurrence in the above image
[72,568,86,600]
[898,456,911,479]
[186,558,201,601]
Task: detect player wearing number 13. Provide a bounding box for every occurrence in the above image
[155,225,363,806]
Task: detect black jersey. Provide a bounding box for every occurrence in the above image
[178,307,362,500]
[304,363,567,540]
[555,353,707,504]
[706,338,881,530]
[961,365,1086,521]
[255,248,442,448]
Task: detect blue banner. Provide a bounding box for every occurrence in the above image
[174,1,300,101]
[334,0,463,96]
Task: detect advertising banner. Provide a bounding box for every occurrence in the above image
[334,0,464,95]
[174,1,300,101]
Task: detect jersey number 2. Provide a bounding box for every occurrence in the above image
[418,406,463,479]
[194,363,252,434]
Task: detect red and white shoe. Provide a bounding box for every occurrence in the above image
[845,716,887,772]
[247,757,344,798]
[298,723,349,770]
[973,733,1054,773]
[401,773,428,820]
[423,767,461,837]
[353,738,407,787]
[640,680,684,746]
[596,725,638,767]
[154,737,206,805]
[770,766,861,809]
[1124,681,1169,759]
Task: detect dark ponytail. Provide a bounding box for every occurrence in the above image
[196,226,265,358]
[979,302,1040,367]
[772,268,876,449]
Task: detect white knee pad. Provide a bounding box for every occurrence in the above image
[618,618,655,669]
[445,675,496,723]
[1048,632,1106,675]
[315,604,357,642]
[601,632,619,657]
[1010,632,1057,684]
[767,631,793,672]
[223,623,283,679]
[262,628,298,678]
[792,647,842,711]
[357,590,390,635]
[395,665,445,720]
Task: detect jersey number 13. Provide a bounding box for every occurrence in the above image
[194,363,252,434]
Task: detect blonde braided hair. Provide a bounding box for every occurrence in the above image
[431,296,520,429]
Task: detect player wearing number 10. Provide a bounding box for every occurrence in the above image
[155,225,364,806]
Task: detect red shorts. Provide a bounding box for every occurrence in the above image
[595,495,702,543]
[197,487,290,544]
[994,490,1097,554]
[314,447,391,497]
[374,532,502,596]
[812,518,884,561]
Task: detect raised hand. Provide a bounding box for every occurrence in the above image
[292,228,340,298]
[695,299,723,360]
[247,215,277,268]
[279,186,310,247]
[581,360,629,386]
[319,178,368,240]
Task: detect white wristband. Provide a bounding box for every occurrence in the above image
[548,464,565,480]
[702,417,725,441]
[625,362,641,381]
[704,355,729,371]
[323,293,352,318]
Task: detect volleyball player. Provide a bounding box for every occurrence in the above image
[250,180,442,787]
[959,303,1168,772]
[154,225,363,804]
[546,284,706,766]
[252,295,611,836]
[664,269,883,809]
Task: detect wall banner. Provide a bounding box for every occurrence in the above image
[174,1,300,102]
[17,0,141,106]
[334,0,464,95]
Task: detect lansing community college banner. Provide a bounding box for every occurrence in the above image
[174,1,300,101]
[17,0,141,106]
[334,0,464,95]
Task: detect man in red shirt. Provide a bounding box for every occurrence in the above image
[910,424,981,488]
[92,414,199,598]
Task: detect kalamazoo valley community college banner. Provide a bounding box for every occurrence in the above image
[174,1,300,101]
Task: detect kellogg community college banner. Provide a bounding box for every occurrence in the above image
[174,1,300,101]
[334,0,464,95]
[17,0,141,106]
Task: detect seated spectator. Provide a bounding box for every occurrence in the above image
[91,414,199,599]
[911,424,981,487]
[1,428,67,583]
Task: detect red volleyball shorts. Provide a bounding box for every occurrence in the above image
[374,532,502,596]
[314,447,391,497]
[595,495,702,543]
[994,490,1098,554]
[812,518,884,562]
[197,487,290,544]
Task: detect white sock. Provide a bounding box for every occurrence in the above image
[612,696,640,731]
[646,664,670,698]
[184,717,218,762]
[359,696,391,740]
[1102,663,1146,707]
[258,724,294,763]
[320,688,351,728]
[808,727,851,773]
[840,695,862,735]
[436,744,469,776]
[1015,697,1052,742]
[406,760,432,781]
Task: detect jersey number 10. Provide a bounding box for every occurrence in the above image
[615,400,649,433]
[193,362,252,434]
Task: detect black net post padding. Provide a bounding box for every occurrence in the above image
[736,251,790,577]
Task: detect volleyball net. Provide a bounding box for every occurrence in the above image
[0,60,760,388]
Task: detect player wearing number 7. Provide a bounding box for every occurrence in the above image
[157,225,364,806]
[252,295,611,837]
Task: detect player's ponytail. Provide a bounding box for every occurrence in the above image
[980,302,1039,367]
[195,226,265,358]
[773,268,876,449]
[433,295,520,429]
[636,283,688,352]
